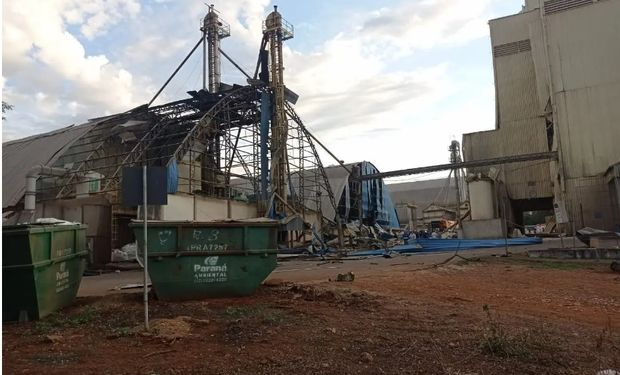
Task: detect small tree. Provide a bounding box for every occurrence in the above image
[2,101,14,120]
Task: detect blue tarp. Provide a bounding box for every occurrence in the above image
[415,237,542,250]
[167,159,179,194]
[349,237,543,257]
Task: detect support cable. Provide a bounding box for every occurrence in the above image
[148,37,204,107]
[219,48,252,80]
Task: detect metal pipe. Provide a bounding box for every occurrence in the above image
[361,151,558,180]
[202,28,207,90]
[142,165,149,331]
[25,165,69,211]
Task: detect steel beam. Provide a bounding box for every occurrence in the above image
[360,151,558,180]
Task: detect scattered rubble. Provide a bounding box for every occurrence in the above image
[335,272,355,282]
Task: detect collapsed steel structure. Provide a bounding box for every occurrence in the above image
[36,6,337,233]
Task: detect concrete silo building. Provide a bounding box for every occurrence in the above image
[463,0,620,232]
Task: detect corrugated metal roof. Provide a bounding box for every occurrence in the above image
[2,123,94,208]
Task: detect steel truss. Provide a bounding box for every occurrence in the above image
[37,85,337,223]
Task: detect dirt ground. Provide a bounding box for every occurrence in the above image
[3,254,620,375]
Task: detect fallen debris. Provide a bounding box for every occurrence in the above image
[335,272,355,282]
[110,283,152,291]
[135,316,207,340]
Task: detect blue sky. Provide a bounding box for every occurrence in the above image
[2,0,524,180]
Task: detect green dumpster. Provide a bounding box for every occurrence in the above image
[3,223,89,321]
[131,220,278,300]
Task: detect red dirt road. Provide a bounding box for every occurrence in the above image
[4,255,620,374]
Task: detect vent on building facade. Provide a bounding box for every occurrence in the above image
[493,39,532,58]
[544,0,594,15]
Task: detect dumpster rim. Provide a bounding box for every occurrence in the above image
[129,220,278,228]
[2,223,88,234]
[141,249,278,258]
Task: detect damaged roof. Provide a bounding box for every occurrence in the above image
[2,122,94,209]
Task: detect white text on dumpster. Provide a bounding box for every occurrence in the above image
[187,229,229,252]
[55,262,70,293]
[193,256,228,283]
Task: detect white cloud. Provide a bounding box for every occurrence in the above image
[64,0,141,39]
[282,0,496,171]
[360,0,492,56]
[3,0,500,177]
[2,0,148,140]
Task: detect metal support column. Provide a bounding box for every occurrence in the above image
[263,6,294,216]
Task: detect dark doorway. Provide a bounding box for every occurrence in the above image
[116,215,136,248]
[511,197,554,231]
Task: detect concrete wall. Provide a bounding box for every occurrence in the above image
[545,0,620,178]
[564,176,616,230]
[543,0,620,230]
[160,194,258,221]
[462,219,505,240]
[489,10,542,128]
[464,9,553,201]
[463,121,554,200]
[159,193,323,229]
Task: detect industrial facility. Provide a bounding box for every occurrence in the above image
[3,2,620,372]
[3,0,620,263]
[462,0,620,236]
[2,6,403,265]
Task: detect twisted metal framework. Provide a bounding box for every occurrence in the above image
[39,97,208,201]
[36,85,336,224]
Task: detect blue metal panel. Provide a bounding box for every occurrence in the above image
[360,161,400,227]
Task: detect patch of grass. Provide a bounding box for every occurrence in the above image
[478,305,531,358]
[478,305,571,367]
[223,304,286,325]
[479,305,526,357]
[33,306,99,334]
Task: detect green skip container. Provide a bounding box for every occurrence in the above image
[131,220,278,300]
[2,223,89,321]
